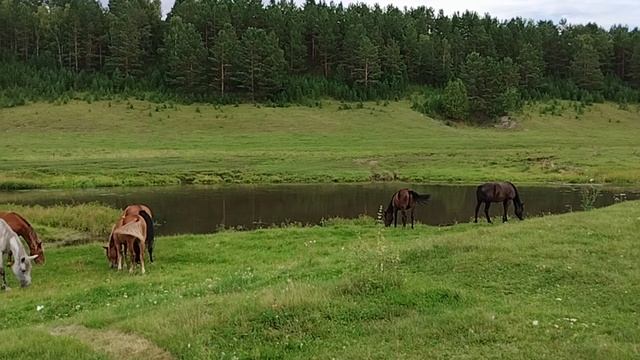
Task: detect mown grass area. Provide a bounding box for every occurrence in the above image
[1,100,639,189]
[0,201,638,359]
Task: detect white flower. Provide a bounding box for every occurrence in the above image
[36,305,44,312]
[532,320,539,326]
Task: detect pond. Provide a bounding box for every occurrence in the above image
[0,183,637,235]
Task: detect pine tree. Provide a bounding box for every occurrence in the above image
[381,39,406,85]
[235,28,286,101]
[517,42,544,92]
[210,23,238,97]
[461,52,521,121]
[570,35,604,91]
[628,42,640,88]
[352,35,381,88]
[442,78,469,120]
[163,16,206,94]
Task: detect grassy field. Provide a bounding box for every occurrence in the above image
[0,201,638,359]
[1,100,639,189]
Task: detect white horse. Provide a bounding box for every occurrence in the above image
[0,219,37,289]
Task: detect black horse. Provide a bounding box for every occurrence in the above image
[474,182,524,223]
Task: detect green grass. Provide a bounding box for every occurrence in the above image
[0,203,120,245]
[1,100,639,189]
[1,201,639,359]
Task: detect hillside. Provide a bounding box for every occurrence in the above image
[1,100,639,189]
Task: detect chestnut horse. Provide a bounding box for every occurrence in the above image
[474,182,524,223]
[383,189,431,228]
[0,212,45,265]
[110,214,147,274]
[105,205,154,268]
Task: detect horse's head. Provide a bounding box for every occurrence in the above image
[515,202,525,220]
[104,242,119,268]
[104,230,120,268]
[11,255,37,288]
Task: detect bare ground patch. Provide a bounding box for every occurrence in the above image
[50,325,174,360]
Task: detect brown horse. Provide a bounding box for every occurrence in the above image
[0,212,45,265]
[105,205,154,268]
[383,189,431,228]
[474,182,524,223]
[110,214,147,274]
[122,204,154,262]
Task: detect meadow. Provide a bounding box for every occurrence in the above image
[1,100,640,189]
[0,201,638,359]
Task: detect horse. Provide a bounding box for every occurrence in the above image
[0,212,45,265]
[104,205,154,267]
[122,205,154,263]
[109,214,147,274]
[0,219,38,289]
[474,181,524,223]
[383,189,431,228]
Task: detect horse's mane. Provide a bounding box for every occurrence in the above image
[10,212,41,245]
[385,192,397,213]
[506,182,522,205]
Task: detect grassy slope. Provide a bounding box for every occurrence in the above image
[1,201,638,359]
[1,100,639,189]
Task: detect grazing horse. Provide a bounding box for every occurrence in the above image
[122,205,154,263]
[110,214,147,274]
[383,189,431,228]
[0,219,37,289]
[474,182,524,223]
[0,212,45,265]
[105,205,154,268]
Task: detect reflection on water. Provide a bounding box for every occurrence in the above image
[0,184,637,235]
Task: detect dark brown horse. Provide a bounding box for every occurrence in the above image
[383,189,431,228]
[474,182,524,223]
[0,212,45,265]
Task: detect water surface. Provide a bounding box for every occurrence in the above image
[0,184,637,235]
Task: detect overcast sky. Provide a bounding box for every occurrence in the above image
[114,0,640,29]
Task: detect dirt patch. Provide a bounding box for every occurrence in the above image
[50,325,174,360]
[494,116,518,129]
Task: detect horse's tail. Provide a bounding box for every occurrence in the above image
[139,210,154,262]
[507,181,522,205]
[410,190,431,204]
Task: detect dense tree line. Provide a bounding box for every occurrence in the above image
[2,0,640,120]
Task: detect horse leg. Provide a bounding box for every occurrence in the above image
[128,239,136,273]
[401,210,407,228]
[148,241,153,263]
[139,240,146,274]
[411,208,415,229]
[0,254,7,290]
[503,200,509,222]
[484,202,492,224]
[394,209,398,227]
[474,201,481,223]
[116,242,123,271]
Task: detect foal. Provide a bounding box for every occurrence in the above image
[383,189,431,228]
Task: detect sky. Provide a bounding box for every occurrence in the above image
[106,0,640,28]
